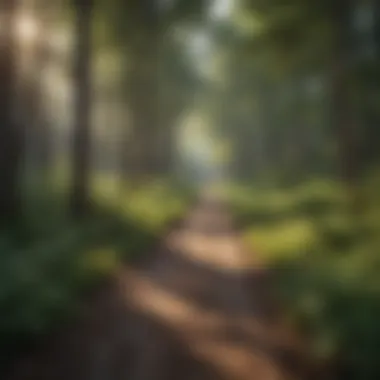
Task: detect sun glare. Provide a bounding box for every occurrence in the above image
[16,13,39,45]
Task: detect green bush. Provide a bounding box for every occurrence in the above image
[0,176,191,374]
[229,176,380,379]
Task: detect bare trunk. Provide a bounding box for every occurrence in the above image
[22,26,52,175]
[128,53,159,179]
[330,0,359,183]
[375,2,380,54]
[0,0,23,228]
[70,0,93,218]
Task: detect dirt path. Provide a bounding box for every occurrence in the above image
[9,198,307,380]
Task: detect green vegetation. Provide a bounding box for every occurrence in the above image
[1,0,380,377]
[228,176,380,378]
[0,176,191,374]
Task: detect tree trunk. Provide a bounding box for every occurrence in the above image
[70,0,94,218]
[330,0,359,183]
[374,1,380,54]
[127,50,160,179]
[31,3,56,174]
[0,0,23,228]
[22,19,52,176]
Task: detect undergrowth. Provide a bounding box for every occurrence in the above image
[228,175,380,380]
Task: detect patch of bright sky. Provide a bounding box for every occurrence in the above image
[185,28,214,79]
[209,0,235,22]
[179,112,211,159]
[190,30,213,58]
[178,0,236,171]
[186,0,235,78]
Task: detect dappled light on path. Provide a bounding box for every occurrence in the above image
[121,270,285,380]
[9,199,305,380]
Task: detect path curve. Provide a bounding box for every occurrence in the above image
[9,197,307,380]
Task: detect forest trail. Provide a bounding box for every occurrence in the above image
[9,196,307,380]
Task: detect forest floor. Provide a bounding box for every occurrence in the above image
[8,195,309,380]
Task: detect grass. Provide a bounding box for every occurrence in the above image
[227,174,380,379]
[0,173,192,375]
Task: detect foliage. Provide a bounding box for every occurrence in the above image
[0,177,191,375]
[2,0,380,377]
[228,174,380,379]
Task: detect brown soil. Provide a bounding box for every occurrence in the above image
[8,199,310,380]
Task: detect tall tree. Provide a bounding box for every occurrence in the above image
[21,0,56,175]
[330,0,359,182]
[0,0,23,228]
[98,0,205,180]
[224,0,362,182]
[70,0,94,217]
